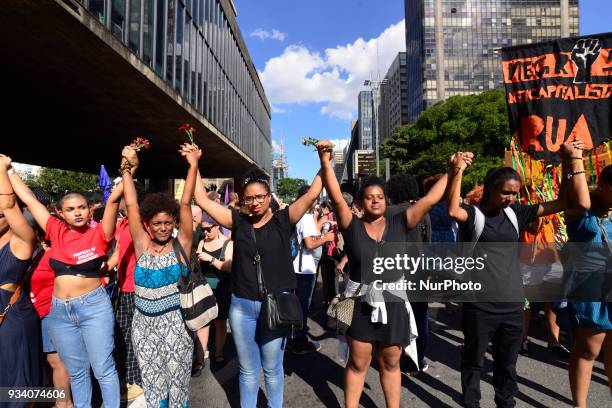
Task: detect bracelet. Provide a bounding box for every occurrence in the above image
[0,192,15,195]
[570,157,583,160]
[572,170,585,176]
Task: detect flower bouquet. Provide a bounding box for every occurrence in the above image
[301,137,333,152]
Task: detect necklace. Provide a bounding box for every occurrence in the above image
[151,240,170,254]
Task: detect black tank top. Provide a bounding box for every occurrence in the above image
[200,240,229,280]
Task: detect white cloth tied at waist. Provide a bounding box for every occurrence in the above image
[344,278,420,368]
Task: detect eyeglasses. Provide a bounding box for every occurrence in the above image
[244,194,268,204]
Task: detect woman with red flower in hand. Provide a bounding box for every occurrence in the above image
[191,142,325,408]
[7,151,133,408]
[122,143,199,408]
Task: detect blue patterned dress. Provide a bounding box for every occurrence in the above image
[566,210,612,330]
[132,250,192,408]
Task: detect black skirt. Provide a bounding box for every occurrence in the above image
[347,297,412,346]
[213,277,232,321]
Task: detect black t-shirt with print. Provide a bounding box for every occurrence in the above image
[231,208,297,300]
[458,203,539,313]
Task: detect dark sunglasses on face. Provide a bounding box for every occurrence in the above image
[203,226,218,233]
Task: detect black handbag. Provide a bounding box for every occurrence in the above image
[249,226,303,337]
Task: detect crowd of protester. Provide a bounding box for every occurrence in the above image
[0,137,610,408]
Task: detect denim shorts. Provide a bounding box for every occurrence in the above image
[41,315,56,353]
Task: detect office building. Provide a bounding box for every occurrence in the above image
[358,90,374,150]
[380,52,409,141]
[405,0,579,122]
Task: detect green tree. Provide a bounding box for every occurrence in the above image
[28,167,100,193]
[276,177,307,203]
[381,90,509,193]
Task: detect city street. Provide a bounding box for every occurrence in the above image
[129,300,610,408]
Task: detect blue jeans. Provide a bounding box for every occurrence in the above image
[229,295,286,408]
[47,286,120,408]
[294,273,316,345]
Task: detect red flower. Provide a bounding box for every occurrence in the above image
[130,137,151,151]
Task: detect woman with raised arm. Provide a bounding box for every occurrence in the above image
[446,143,589,408]
[0,154,42,400]
[191,144,323,408]
[319,143,452,408]
[7,153,129,408]
[564,164,612,408]
[121,143,199,407]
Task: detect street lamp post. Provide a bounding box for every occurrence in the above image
[364,78,387,177]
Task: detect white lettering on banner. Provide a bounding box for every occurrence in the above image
[73,247,97,264]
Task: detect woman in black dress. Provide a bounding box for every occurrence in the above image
[0,154,42,406]
[320,148,458,407]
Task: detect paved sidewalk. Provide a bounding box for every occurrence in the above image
[127,303,610,407]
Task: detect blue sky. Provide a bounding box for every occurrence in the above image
[234,0,611,182]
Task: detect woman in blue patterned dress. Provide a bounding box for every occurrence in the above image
[120,144,200,407]
[565,164,612,407]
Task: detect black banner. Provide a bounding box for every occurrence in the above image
[502,32,612,164]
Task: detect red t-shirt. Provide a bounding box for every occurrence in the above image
[30,251,54,318]
[45,216,111,266]
[116,218,136,293]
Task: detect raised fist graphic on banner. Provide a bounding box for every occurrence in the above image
[571,38,602,84]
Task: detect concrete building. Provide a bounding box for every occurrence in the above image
[1,0,271,180]
[405,0,579,122]
[357,90,374,150]
[380,52,409,142]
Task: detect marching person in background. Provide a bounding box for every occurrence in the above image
[318,200,340,308]
[446,142,589,408]
[196,213,233,366]
[319,145,452,408]
[0,154,43,406]
[8,152,129,408]
[565,164,612,408]
[192,143,326,408]
[289,185,334,354]
[121,143,199,407]
[386,173,432,376]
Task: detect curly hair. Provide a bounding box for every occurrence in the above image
[387,173,419,204]
[139,192,179,222]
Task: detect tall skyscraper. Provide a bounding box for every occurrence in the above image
[405,0,579,122]
[358,90,374,150]
[380,52,409,141]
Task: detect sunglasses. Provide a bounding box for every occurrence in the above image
[202,226,218,233]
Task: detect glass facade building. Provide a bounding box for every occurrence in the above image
[358,90,374,150]
[78,0,271,169]
[380,52,409,142]
[405,0,580,122]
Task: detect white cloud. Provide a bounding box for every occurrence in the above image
[259,20,405,120]
[329,139,349,151]
[271,104,289,114]
[250,28,286,42]
[271,140,282,155]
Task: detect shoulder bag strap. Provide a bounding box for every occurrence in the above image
[219,239,230,262]
[249,226,267,300]
[171,239,189,281]
[503,207,520,238]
